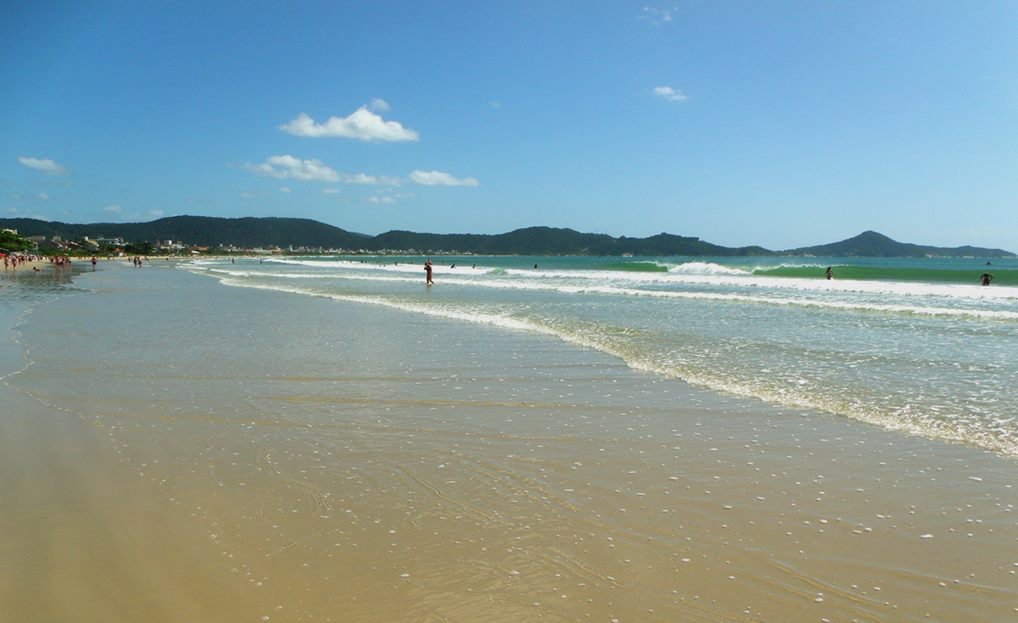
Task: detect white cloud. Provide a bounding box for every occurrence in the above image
[280,108,419,142]
[641,6,676,25]
[409,170,479,187]
[369,98,390,112]
[654,85,689,102]
[18,156,67,175]
[146,209,164,218]
[240,191,257,199]
[322,187,341,195]
[104,204,123,214]
[245,155,400,186]
[38,192,49,200]
[344,172,381,185]
[369,195,397,204]
[245,155,341,183]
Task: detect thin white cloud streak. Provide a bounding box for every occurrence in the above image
[346,172,402,186]
[653,85,688,102]
[369,98,390,112]
[409,170,479,187]
[280,107,419,142]
[245,155,401,186]
[18,156,67,175]
[245,155,341,182]
[641,6,676,25]
[104,204,123,214]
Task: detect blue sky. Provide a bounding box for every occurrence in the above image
[2,1,1017,251]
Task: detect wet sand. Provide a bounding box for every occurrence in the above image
[2,263,1016,622]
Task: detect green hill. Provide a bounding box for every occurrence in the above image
[1,217,1013,257]
[0,216,369,249]
[373,227,770,255]
[784,230,1013,258]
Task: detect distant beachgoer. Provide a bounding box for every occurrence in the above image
[425,259,434,285]
[980,272,993,286]
[825,266,833,280]
[534,264,539,269]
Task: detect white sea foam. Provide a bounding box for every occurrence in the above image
[667,261,751,276]
[187,262,1018,322]
[182,257,1018,457]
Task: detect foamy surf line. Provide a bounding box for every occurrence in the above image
[187,265,1018,322]
[278,259,1018,301]
[189,268,1018,457]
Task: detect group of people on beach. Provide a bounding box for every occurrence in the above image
[1,252,48,271]
[3,253,30,271]
[0,253,83,273]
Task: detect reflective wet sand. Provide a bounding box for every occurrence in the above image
[2,264,1015,622]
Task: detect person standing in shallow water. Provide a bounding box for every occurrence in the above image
[980,272,993,286]
[424,259,433,285]
[825,266,833,280]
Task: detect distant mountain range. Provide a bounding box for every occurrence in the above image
[784,230,1015,257]
[1,216,1013,257]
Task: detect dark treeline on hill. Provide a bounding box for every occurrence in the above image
[784,230,1015,258]
[0,216,370,250]
[372,228,771,256]
[0,216,1013,257]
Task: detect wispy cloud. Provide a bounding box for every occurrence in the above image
[18,156,67,175]
[409,170,479,187]
[345,172,401,186]
[38,192,49,201]
[369,195,397,204]
[280,106,419,142]
[322,187,341,195]
[641,6,676,25]
[245,155,341,182]
[5,206,47,219]
[245,155,401,186]
[653,85,689,102]
[102,206,164,221]
[369,98,390,112]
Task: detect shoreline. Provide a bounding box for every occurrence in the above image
[2,261,1016,622]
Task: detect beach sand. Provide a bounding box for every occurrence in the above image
[1,262,1015,622]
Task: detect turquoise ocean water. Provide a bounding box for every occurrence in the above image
[182,254,1018,458]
